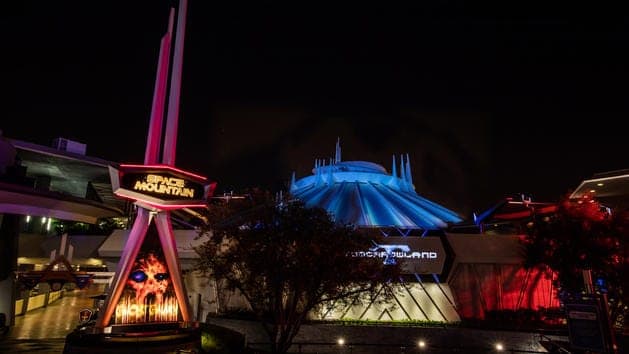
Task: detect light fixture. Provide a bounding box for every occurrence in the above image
[337,338,345,345]
[597,183,604,186]
[418,340,426,348]
[590,189,596,193]
[495,342,504,351]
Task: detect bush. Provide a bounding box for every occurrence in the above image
[199,323,246,354]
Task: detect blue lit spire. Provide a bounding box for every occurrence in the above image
[290,171,296,191]
[406,153,413,189]
[400,154,406,183]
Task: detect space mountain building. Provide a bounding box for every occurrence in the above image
[289,142,462,231]
[289,140,560,323]
[290,140,465,322]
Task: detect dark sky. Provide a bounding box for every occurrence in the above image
[2,1,628,217]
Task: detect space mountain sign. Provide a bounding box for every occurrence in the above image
[109,164,215,211]
[349,236,446,274]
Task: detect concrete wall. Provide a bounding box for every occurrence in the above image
[206,317,567,353]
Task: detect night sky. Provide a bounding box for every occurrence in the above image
[2,1,628,218]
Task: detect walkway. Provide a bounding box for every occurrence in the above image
[0,285,104,353]
[8,285,103,339]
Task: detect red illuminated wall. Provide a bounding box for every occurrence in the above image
[445,234,560,320]
[449,264,559,319]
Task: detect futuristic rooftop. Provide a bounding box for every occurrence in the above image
[290,140,463,230]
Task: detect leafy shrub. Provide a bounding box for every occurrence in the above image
[200,323,246,354]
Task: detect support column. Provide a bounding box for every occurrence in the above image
[97,208,151,328]
[155,212,191,321]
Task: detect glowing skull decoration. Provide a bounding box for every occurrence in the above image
[128,252,170,304]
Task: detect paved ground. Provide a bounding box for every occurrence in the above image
[8,286,100,339]
[0,285,100,353]
[1,287,625,353]
[0,338,67,354]
[1,286,563,353]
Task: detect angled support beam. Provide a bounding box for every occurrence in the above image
[155,211,192,321]
[97,208,151,328]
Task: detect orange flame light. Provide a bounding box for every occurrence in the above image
[114,294,179,324]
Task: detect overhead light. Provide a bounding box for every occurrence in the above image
[418,340,426,348]
[337,338,345,345]
[597,183,604,186]
[590,189,596,193]
[495,343,504,351]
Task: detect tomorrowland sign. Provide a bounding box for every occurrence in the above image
[350,236,446,274]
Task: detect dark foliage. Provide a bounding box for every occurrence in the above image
[195,189,401,353]
[521,193,628,330]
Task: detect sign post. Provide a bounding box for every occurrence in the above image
[64,2,215,352]
[564,269,618,354]
[92,0,214,332]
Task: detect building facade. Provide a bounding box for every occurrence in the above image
[1,135,571,326]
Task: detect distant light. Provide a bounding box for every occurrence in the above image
[41,217,47,224]
[597,183,604,186]
[590,189,596,193]
[418,340,426,348]
[495,343,504,351]
[337,338,345,345]
[46,218,52,231]
[26,215,31,223]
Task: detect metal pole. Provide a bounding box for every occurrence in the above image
[162,0,188,166]
[154,211,192,321]
[97,208,151,328]
[144,8,174,165]
[582,269,594,294]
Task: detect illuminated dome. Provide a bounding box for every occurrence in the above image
[289,141,463,230]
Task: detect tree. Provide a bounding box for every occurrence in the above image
[522,193,628,330]
[195,190,401,354]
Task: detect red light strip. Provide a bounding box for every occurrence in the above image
[119,164,207,180]
[113,191,206,209]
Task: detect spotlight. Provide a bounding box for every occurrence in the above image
[495,342,504,351]
[337,338,345,345]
